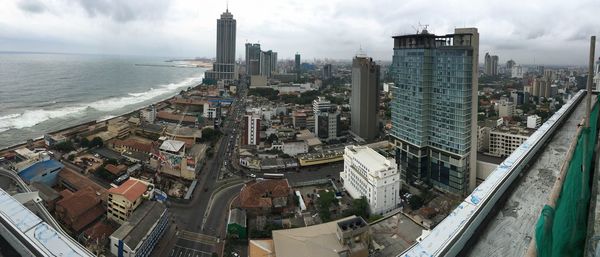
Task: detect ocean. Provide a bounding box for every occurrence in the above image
[0,53,206,149]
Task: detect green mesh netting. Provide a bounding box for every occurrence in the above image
[535,100,598,257]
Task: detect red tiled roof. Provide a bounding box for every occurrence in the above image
[113,139,153,153]
[59,189,74,199]
[56,186,104,231]
[58,167,107,199]
[71,204,105,231]
[157,111,197,123]
[105,164,127,175]
[56,187,101,219]
[107,179,147,202]
[83,220,118,242]
[239,179,291,209]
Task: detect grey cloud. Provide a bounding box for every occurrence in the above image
[68,0,171,22]
[18,0,47,13]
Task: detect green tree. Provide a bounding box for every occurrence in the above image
[408,195,424,210]
[52,141,75,152]
[317,191,338,222]
[80,138,90,148]
[346,196,370,220]
[266,134,278,144]
[90,137,103,148]
[201,128,223,143]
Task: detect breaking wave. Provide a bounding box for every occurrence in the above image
[0,76,202,132]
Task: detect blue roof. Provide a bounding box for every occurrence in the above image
[18,159,64,184]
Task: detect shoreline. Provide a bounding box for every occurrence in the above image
[0,81,205,153]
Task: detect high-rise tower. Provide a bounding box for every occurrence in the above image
[205,8,237,82]
[351,56,380,141]
[390,28,479,196]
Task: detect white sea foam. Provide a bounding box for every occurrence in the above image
[0,106,88,132]
[99,115,117,121]
[0,76,202,132]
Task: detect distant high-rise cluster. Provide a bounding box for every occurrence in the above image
[205,8,237,82]
[351,56,380,141]
[245,43,278,78]
[390,28,479,196]
[484,52,499,76]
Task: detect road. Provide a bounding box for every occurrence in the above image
[152,80,249,257]
[153,78,345,257]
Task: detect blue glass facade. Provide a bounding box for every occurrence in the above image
[390,30,477,195]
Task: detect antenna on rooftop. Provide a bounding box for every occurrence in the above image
[418,22,429,34]
[357,45,367,57]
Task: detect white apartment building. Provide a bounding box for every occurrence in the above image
[527,115,542,129]
[243,115,261,145]
[340,145,400,215]
[498,100,515,118]
[511,65,525,78]
[140,105,157,123]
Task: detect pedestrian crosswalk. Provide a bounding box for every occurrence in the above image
[170,245,213,257]
[177,230,219,245]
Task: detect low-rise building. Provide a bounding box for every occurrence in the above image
[488,127,532,157]
[156,111,196,125]
[282,141,308,156]
[256,216,370,257]
[107,178,150,224]
[140,105,157,123]
[105,164,128,177]
[55,187,105,233]
[113,139,154,155]
[44,134,67,147]
[109,201,168,257]
[18,159,63,186]
[31,182,61,211]
[498,100,515,118]
[340,145,400,215]
[292,112,307,129]
[136,123,165,140]
[527,115,542,129]
[108,118,131,139]
[237,179,292,215]
[227,208,247,239]
[165,126,202,147]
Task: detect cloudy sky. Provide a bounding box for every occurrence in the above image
[1,0,599,65]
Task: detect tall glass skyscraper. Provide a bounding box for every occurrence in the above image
[390,28,479,196]
[205,8,237,82]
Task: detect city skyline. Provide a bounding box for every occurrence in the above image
[2,0,599,65]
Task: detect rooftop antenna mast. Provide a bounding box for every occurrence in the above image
[418,22,429,34]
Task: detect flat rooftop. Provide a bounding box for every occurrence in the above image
[111,201,166,249]
[371,213,423,257]
[465,95,593,256]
